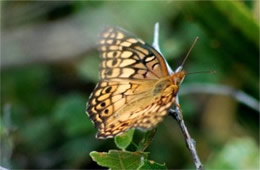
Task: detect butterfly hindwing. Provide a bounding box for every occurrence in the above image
[87,79,154,128]
[87,79,175,138]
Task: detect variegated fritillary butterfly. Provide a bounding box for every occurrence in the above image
[87,27,186,139]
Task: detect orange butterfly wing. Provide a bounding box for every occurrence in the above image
[98,27,169,80]
[87,27,177,139]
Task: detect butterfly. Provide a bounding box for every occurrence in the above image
[87,27,186,139]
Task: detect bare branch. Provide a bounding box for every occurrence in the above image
[0,166,9,170]
[152,22,162,54]
[153,22,203,170]
[169,109,203,170]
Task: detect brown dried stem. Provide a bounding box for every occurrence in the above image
[169,109,204,170]
[153,22,203,170]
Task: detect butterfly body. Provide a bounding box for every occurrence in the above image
[87,27,185,139]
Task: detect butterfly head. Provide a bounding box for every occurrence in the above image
[171,70,186,86]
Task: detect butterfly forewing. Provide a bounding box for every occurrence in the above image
[98,27,169,80]
[87,27,177,139]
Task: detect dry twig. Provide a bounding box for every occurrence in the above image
[169,109,203,170]
[152,22,203,170]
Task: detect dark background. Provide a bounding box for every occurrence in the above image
[1,1,259,169]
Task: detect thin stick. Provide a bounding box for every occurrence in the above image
[169,109,204,170]
[153,22,203,170]
[152,22,174,74]
[152,22,162,54]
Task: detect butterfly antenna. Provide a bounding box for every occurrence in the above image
[186,70,216,75]
[181,36,199,67]
[175,36,199,73]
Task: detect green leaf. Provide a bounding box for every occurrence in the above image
[90,150,148,170]
[138,159,167,170]
[114,129,135,150]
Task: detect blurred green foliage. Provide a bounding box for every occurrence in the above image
[1,1,259,169]
[207,137,259,169]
